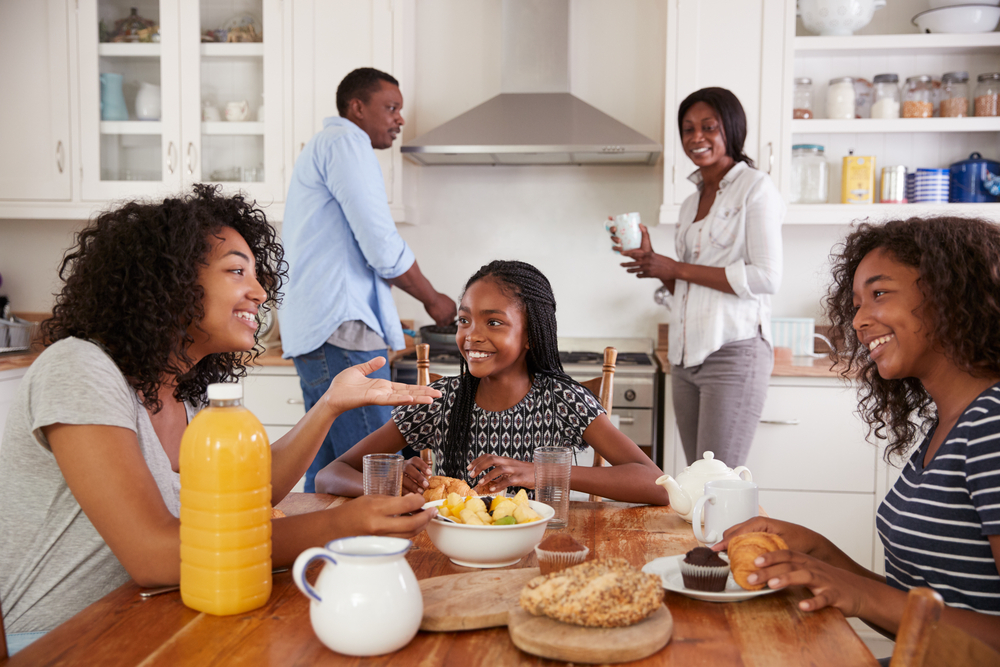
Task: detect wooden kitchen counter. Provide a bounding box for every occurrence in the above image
[8,495,878,666]
[654,349,847,379]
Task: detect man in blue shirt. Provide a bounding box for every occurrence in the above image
[281,68,456,492]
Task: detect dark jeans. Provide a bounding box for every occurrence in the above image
[292,343,393,493]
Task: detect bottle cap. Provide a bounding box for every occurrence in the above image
[207,383,242,400]
[873,73,899,84]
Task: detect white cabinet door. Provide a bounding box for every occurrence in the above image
[0,0,73,200]
[661,0,788,218]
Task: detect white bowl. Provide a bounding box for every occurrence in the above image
[912,5,1000,33]
[929,0,999,9]
[798,0,886,37]
[425,500,554,568]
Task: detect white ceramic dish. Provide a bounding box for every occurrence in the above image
[929,0,999,8]
[642,554,780,603]
[798,0,886,37]
[424,500,554,568]
[912,5,1000,33]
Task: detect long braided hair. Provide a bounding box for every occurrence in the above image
[439,260,579,479]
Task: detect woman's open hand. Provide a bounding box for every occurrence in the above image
[617,224,681,281]
[322,357,442,415]
[468,454,535,494]
[402,456,431,494]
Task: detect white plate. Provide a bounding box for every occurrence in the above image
[642,554,779,603]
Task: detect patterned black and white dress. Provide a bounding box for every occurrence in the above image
[392,374,605,491]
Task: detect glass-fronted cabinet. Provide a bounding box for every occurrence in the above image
[79,0,284,202]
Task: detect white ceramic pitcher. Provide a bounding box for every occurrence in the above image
[293,536,422,656]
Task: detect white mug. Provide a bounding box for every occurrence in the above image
[202,102,221,122]
[225,99,250,122]
[606,212,642,251]
[691,479,759,546]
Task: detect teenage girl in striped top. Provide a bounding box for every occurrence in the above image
[717,216,1000,652]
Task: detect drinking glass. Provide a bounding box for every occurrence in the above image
[534,446,572,529]
[362,453,404,496]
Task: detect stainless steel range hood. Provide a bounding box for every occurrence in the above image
[401,0,662,167]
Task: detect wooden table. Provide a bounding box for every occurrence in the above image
[7,495,879,666]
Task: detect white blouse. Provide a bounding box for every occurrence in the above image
[667,161,785,368]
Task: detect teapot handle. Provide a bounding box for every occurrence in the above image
[733,466,752,482]
[293,547,338,603]
[691,493,717,544]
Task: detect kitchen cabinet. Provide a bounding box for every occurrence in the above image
[661,375,881,571]
[291,0,416,224]
[660,0,790,222]
[76,0,288,204]
[0,0,73,201]
[0,368,28,455]
[243,364,306,493]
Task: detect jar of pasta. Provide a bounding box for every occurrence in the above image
[975,73,1000,117]
[826,77,856,119]
[793,78,814,119]
[871,74,900,119]
[903,75,933,118]
[940,72,969,118]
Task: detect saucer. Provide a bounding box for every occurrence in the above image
[642,554,780,603]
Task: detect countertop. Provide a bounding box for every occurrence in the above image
[653,349,846,379]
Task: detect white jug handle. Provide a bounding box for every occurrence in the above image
[293,547,337,603]
[691,494,717,544]
[734,466,752,482]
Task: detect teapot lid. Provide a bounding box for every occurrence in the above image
[686,451,731,474]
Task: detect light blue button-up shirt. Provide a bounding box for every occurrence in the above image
[279,117,415,357]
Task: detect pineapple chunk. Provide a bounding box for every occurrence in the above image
[513,504,541,524]
[465,497,487,513]
[459,508,485,525]
[489,495,507,512]
[439,505,451,518]
[492,499,518,520]
[446,492,464,508]
[512,489,530,506]
[476,510,493,525]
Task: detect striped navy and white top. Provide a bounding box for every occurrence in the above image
[876,382,1000,614]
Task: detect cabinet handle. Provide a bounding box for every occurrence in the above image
[186,142,197,176]
[617,417,635,425]
[766,141,774,175]
[167,142,176,175]
[760,418,799,425]
[55,140,65,173]
[287,398,304,405]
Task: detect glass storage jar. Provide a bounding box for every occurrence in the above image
[870,74,900,119]
[903,75,933,118]
[826,77,856,119]
[793,78,813,119]
[790,144,829,204]
[975,73,1000,117]
[940,71,969,118]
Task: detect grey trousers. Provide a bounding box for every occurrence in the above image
[672,333,773,468]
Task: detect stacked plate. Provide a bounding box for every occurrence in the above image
[913,168,950,203]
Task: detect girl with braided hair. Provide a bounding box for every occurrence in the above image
[316,260,670,505]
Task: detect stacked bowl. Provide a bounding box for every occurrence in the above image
[913,168,950,203]
[912,1,1000,33]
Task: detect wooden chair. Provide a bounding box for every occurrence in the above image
[889,587,1000,667]
[580,347,617,502]
[415,344,442,468]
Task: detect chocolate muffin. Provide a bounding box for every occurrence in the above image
[535,533,589,575]
[680,547,730,592]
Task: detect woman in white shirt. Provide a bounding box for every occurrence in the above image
[611,87,784,466]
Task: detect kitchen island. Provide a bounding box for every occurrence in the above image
[5,494,879,666]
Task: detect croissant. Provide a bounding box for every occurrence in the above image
[423,476,472,502]
[727,532,788,591]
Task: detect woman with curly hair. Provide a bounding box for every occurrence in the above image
[0,185,440,655]
[716,216,1000,655]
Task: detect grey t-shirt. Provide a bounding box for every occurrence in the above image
[0,338,186,633]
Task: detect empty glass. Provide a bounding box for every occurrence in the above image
[534,446,572,529]
[362,453,404,496]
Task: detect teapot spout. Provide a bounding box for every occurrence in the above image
[655,474,691,516]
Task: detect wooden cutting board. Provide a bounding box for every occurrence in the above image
[507,605,673,664]
[419,568,541,631]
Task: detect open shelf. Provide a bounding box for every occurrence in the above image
[794,33,1000,58]
[785,202,1000,225]
[791,117,1000,133]
[99,120,162,134]
[97,43,161,57]
[202,121,264,135]
[200,43,264,57]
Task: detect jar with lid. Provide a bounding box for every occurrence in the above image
[975,73,1000,117]
[903,75,933,118]
[826,77,856,119]
[940,72,969,118]
[790,144,829,204]
[870,74,900,119]
[793,78,813,119]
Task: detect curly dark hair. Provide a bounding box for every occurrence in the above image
[824,216,1000,462]
[43,184,287,412]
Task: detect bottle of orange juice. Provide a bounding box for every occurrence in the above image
[179,382,272,615]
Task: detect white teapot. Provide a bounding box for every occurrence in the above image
[293,536,422,656]
[655,451,752,523]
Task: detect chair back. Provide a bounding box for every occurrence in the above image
[579,347,617,502]
[415,344,442,467]
[889,587,1000,667]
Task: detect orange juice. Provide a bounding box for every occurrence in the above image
[179,383,272,615]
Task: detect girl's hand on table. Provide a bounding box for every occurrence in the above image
[619,225,680,282]
[323,357,442,414]
[402,456,431,494]
[468,454,535,493]
[335,493,435,539]
[742,548,873,617]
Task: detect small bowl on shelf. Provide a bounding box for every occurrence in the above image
[928,0,999,8]
[912,5,1000,33]
[798,0,886,37]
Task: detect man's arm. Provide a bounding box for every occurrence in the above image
[388,260,456,326]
